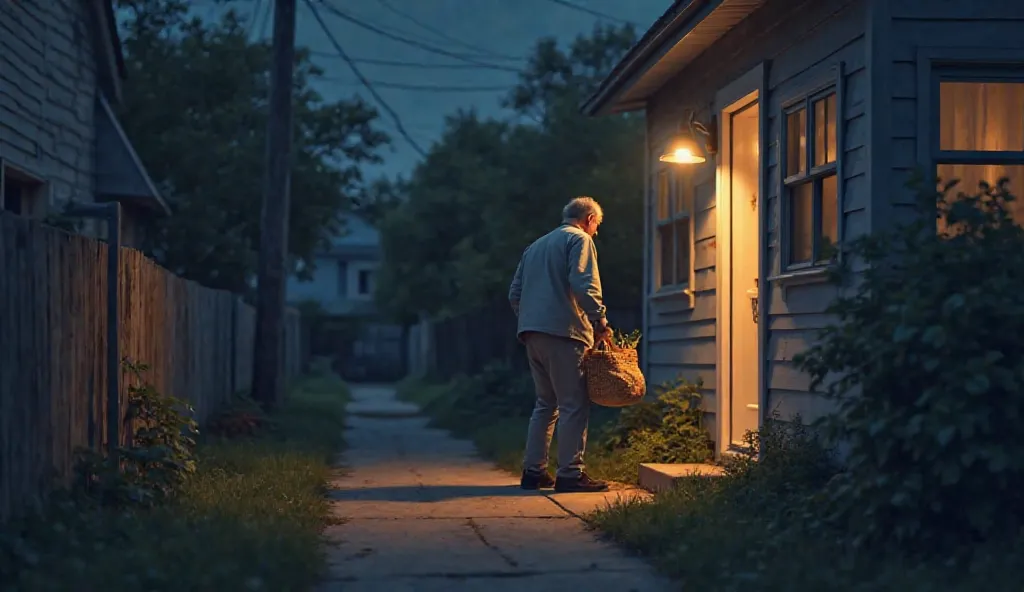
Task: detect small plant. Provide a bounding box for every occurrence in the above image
[612,328,641,349]
[207,392,270,439]
[75,358,199,506]
[599,376,712,467]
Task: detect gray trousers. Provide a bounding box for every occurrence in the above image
[522,332,590,479]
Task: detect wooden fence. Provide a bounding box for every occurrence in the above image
[0,214,302,520]
[407,298,641,381]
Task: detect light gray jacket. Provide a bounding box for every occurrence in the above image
[508,223,607,348]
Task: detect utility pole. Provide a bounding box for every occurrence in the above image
[252,0,297,409]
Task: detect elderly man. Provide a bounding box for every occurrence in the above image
[508,196,611,493]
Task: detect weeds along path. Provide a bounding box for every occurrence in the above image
[318,384,671,591]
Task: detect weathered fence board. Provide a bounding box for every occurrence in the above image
[0,214,301,520]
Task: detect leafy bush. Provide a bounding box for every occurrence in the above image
[597,376,713,469]
[794,180,1024,550]
[207,393,270,439]
[75,359,199,507]
[591,416,1024,591]
[423,359,536,432]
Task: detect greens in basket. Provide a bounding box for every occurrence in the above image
[612,329,642,349]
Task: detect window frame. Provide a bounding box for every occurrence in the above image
[0,159,49,218]
[930,66,1024,178]
[779,76,844,271]
[652,166,694,294]
[356,268,373,296]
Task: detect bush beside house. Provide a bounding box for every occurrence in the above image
[592,181,1024,589]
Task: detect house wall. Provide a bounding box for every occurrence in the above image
[287,254,382,316]
[645,0,871,442]
[873,0,1024,226]
[0,0,99,213]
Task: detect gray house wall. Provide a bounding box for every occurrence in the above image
[870,0,1024,229]
[644,0,871,442]
[0,0,99,211]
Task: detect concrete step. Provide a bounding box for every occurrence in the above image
[638,463,726,493]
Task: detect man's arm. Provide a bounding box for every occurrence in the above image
[508,255,525,317]
[567,235,607,326]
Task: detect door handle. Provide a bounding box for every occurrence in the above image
[745,278,759,324]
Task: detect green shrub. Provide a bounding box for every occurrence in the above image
[423,359,536,432]
[794,179,1024,551]
[591,418,842,588]
[74,359,199,507]
[596,376,713,475]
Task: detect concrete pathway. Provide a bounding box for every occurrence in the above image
[318,385,673,592]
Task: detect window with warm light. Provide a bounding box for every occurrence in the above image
[936,79,1024,228]
[654,169,692,290]
[782,88,839,268]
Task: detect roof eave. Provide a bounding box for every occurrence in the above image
[582,0,722,117]
[90,0,126,103]
[96,94,171,217]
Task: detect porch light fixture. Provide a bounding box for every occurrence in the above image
[659,111,718,165]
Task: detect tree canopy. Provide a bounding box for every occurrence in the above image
[116,0,389,293]
[375,24,645,323]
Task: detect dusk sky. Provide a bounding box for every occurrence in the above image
[205,0,669,182]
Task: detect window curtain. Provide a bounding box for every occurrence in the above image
[938,82,1024,222]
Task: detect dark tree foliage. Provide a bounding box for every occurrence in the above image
[115,0,389,293]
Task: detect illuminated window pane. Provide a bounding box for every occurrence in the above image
[820,174,839,258]
[656,171,670,220]
[790,182,813,263]
[786,108,806,177]
[813,93,838,166]
[936,164,1024,230]
[658,224,674,287]
[674,217,690,286]
[939,82,1024,151]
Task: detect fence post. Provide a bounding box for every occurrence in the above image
[230,296,238,395]
[65,202,121,455]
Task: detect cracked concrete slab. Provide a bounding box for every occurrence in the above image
[319,384,673,592]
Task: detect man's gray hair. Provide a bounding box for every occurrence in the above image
[562,196,603,223]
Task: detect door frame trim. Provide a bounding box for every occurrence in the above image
[714,62,769,457]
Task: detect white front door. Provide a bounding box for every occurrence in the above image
[726,100,761,447]
[716,69,764,453]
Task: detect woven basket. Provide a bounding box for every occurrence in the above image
[583,339,646,407]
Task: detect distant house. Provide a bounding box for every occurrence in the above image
[1,0,168,247]
[584,0,1024,456]
[287,213,404,381]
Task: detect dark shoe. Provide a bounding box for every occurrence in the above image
[520,470,556,490]
[554,472,609,493]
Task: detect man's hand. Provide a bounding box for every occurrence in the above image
[594,317,612,343]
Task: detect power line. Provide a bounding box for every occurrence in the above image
[308,52,521,72]
[318,76,513,93]
[542,0,638,25]
[373,0,524,62]
[316,1,523,69]
[304,0,428,158]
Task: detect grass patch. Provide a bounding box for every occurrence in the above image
[2,374,349,592]
[396,370,709,484]
[590,420,1024,591]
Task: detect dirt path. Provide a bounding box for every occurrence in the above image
[317,384,673,591]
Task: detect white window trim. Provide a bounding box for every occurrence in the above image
[778,64,845,273]
[348,261,377,301]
